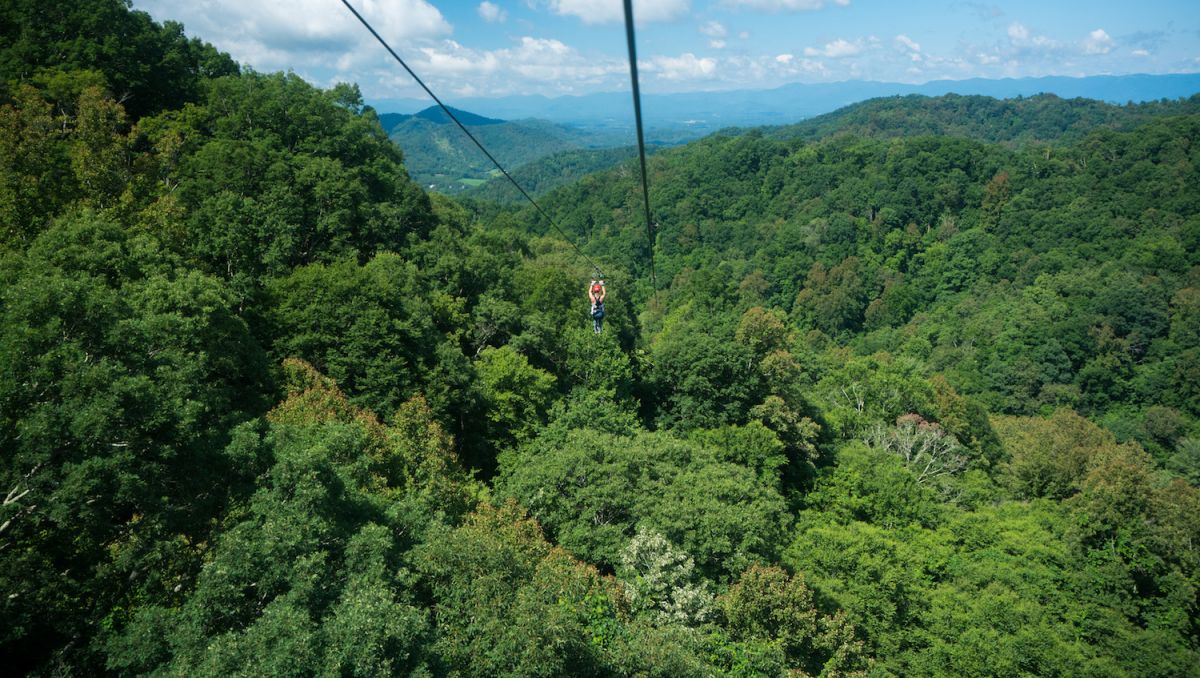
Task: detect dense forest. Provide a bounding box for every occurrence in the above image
[2,2,1198,676]
[463,145,646,204]
[385,109,635,194]
[767,92,1200,145]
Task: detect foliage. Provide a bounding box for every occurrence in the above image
[617,527,714,627]
[719,564,872,677]
[805,442,942,529]
[176,73,436,295]
[0,0,238,119]
[864,414,969,501]
[465,145,642,203]
[993,408,1124,499]
[0,212,269,672]
[388,113,630,193]
[496,427,789,579]
[770,92,1200,146]
[412,500,613,676]
[647,306,765,430]
[784,518,940,658]
[3,3,1200,674]
[106,390,436,676]
[476,344,556,453]
[266,254,449,419]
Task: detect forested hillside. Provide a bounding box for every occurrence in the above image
[468,93,1200,207]
[462,145,644,203]
[769,92,1200,145]
[2,2,1198,676]
[386,111,630,193]
[533,114,1200,435]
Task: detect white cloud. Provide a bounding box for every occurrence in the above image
[543,0,689,25]
[700,21,727,38]
[708,53,828,86]
[739,31,750,40]
[645,53,718,80]
[514,36,573,58]
[701,21,728,49]
[944,17,1097,81]
[411,36,625,94]
[895,34,922,62]
[791,56,830,76]
[803,38,862,58]
[1004,21,1060,54]
[132,0,451,75]
[405,47,835,94]
[419,40,500,76]
[1082,28,1114,55]
[478,1,507,23]
[1132,48,1150,57]
[895,34,921,53]
[726,0,849,9]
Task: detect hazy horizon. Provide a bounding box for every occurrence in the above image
[131,1,1200,103]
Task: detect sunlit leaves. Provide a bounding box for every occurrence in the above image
[497,428,789,579]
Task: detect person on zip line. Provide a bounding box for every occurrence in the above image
[588,279,607,334]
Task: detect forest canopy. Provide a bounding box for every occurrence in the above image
[2,2,1198,676]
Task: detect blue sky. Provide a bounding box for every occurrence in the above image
[132,1,1199,103]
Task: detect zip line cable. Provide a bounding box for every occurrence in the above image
[622,0,659,299]
[339,0,606,278]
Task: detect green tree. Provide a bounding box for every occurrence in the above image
[266,254,459,422]
[794,257,873,335]
[815,353,935,437]
[0,0,238,119]
[993,408,1120,500]
[896,502,1099,677]
[0,84,74,247]
[784,519,942,657]
[617,527,714,627]
[107,361,468,676]
[69,85,130,209]
[720,565,871,677]
[805,442,941,529]
[497,428,789,579]
[0,213,269,673]
[476,344,557,453]
[411,501,623,677]
[175,72,434,293]
[648,308,764,431]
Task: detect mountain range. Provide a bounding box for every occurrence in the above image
[371,72,1200,136]
[386,86,1200,201]
[382,106,639,193]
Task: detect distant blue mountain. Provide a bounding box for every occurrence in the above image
[412,105,505,126]
[376,106,505,133]
[376,112,410,132]
[370,73,1200,136]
